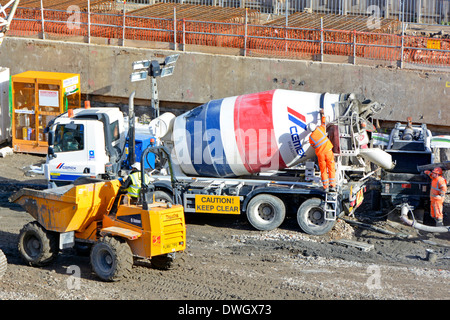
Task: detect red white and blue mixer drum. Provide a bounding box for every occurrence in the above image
[172,89,342,177]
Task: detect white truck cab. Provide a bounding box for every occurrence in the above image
[44,107,126,186]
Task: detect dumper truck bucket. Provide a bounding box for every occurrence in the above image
[10,180,122,233]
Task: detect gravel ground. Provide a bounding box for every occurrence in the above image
[0,152,449,308]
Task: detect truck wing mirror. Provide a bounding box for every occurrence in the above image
[47,131,54,145]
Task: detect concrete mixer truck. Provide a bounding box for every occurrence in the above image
[42,89,393,235]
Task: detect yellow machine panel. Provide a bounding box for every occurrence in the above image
[104,203,186,259]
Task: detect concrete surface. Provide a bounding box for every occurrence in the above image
[0,37,449,127]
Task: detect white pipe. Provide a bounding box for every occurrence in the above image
[400,203,450,233]
[359,148,395,170]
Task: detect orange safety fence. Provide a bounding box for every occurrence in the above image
[323,29,353,56]
[7,7,450,68]
[403,36,450,66]
[181,20,244,48]
[125,15,173,43]
[356,31,401,62]
[90,13,122,38]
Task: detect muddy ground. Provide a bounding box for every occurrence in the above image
[0,152,449,305]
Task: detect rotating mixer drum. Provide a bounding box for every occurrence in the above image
[173,89,341,177]
[171,89,343,177]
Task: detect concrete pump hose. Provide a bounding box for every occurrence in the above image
[400,204,450,233]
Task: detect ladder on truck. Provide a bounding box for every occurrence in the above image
[324,191,338,221]
[323,101,370,220]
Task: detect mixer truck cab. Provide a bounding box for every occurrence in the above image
[44,107,126,187]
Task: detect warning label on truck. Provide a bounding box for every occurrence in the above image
[195,195,240,214]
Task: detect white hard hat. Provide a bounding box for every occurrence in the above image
[131,162,141,171]
[308,123,317,132]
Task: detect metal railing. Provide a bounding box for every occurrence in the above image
[7,6,450,69]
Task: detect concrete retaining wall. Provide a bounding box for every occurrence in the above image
[1,37,449,127]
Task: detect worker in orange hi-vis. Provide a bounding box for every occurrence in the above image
[424,167,447,226]
[308,109,336,192]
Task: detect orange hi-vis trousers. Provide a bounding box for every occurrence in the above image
[425,171,447,221]
[309,124,336,189]
[430,197,444,221]
[317,149,336,189]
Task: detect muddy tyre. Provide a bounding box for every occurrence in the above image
[151,252,175,270]
[154,190,173,204]
[297,198,336,235]
[18,221,59,267]
[246,194,286,231]
[90,236,133,282]
[0,249,6,279]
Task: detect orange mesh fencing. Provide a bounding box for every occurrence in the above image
[90,12,122,38]
[323,29,353,56]
[403,36,450,66]
[125,15,173,43]
[356,31,401,61]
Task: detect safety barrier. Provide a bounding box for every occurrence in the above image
[7,7,450,69]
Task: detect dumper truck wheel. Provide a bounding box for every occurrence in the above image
[90,236,133,282]
[246,194,286,231]
[18,221,59,267]
[154,190,173,204]
[297,198,336,235]
[0,249,6,279]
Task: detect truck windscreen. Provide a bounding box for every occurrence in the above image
[53,124,84,152]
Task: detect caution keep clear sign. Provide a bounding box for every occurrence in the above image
[195,195,240,214]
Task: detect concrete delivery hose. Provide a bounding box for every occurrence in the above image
[400,203,450,233]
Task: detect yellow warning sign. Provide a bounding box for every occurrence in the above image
[195,195,240,214]
[427,40,441,50]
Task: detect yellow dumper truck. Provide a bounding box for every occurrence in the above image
[10,160,186,281]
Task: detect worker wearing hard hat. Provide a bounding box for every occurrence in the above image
[126,162,152,203]
[308,109,336,192]
[424,167,447,226]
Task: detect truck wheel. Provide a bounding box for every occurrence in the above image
[154,190,173,204]
[246,194,286,231]
[18,221,59,267]
[90,236,133,282]
[151,252,175,270]
[297,198,336,235]
[0,249,6,279]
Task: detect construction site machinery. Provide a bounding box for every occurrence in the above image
[43,92,154,187]
[10,147,186,281]
[369,119,434,223]
[136,90,393,236]
[43,86,394,235]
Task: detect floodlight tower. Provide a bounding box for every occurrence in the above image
[130,54,180,119]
